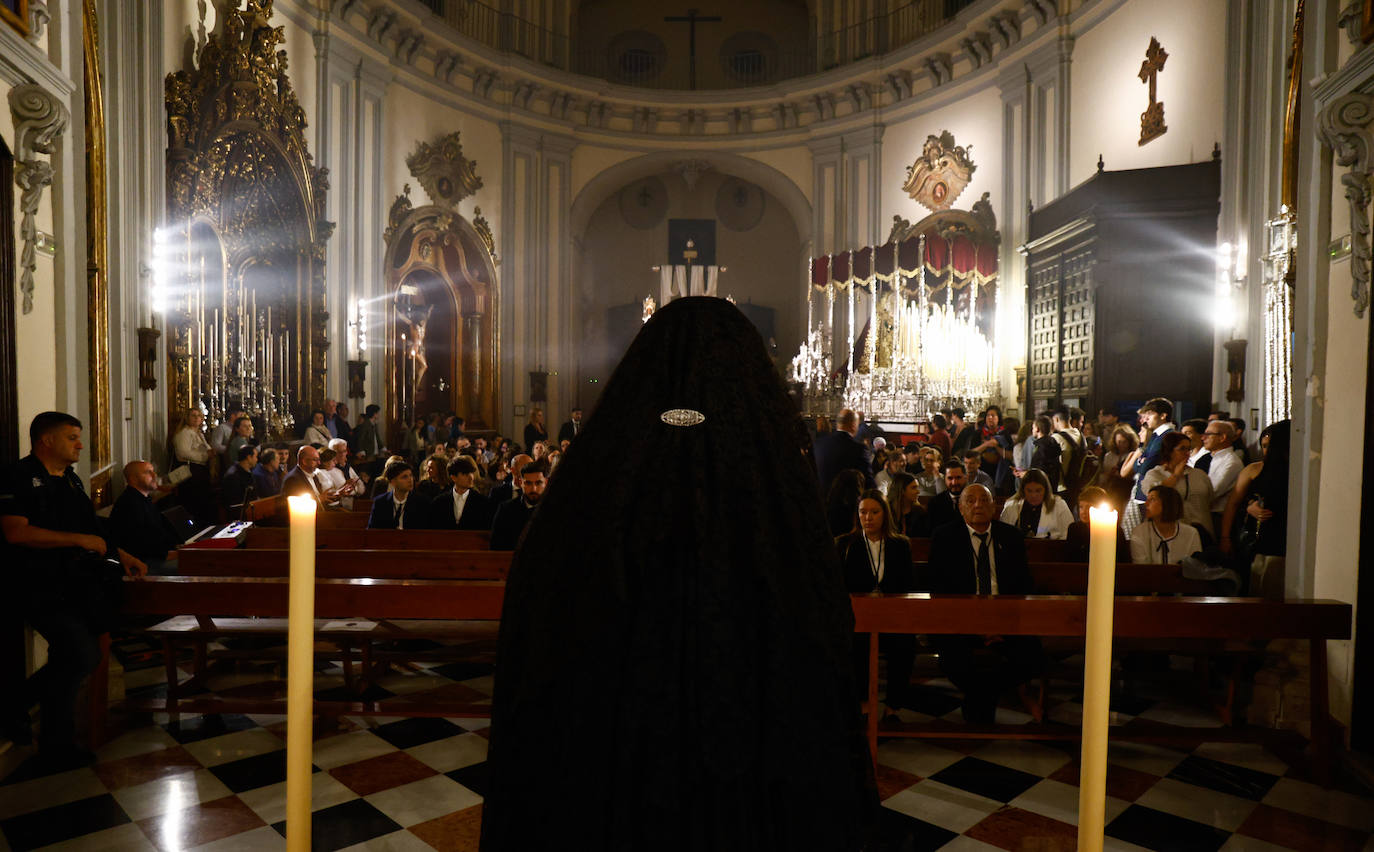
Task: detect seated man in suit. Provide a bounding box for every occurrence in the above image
[281,445,343,507]
[490,453,531,506]
[368,460,429,529]
[924,483,1043,723]
[490,459,548,550]
[430,456,492,530]
[109,460,184,575]
[925,459,968,532]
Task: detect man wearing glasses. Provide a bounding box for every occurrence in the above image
[1200,420,1243,533]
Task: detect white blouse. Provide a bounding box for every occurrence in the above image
[1129,520,1203,565]
[999,497,1075,540]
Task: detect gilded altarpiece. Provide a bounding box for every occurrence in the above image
[383,181,499,441]
[164,0,332,433]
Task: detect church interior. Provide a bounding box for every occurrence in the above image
[2,0,1373,848]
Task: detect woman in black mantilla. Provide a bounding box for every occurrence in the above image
[481,298,876,852]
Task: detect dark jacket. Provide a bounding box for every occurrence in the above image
[926,489,962,533]
[367,491,430,530]
[280,467,322,500]
[251,463,282,498]
[109,487,182,563]
[1030,435,1062,490]
[924,519,1031,595]
[490,497,537,550]
[429,487,492,530]
[813,430,873,497]
[557,420,580,443]
[836,532,916,594]
[220,464,257,511]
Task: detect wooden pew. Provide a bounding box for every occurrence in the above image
[176,548,509,580]
[236,527,489,551]
[850,594,1352,783]
[116,577,506,723]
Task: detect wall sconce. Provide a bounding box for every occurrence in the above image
[137,326,161,390]
[347,359,367,400]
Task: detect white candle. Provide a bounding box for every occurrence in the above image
[285,495,317,852]
[1078,504,1119,852]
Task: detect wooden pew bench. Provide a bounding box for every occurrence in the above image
[233,527,489,551]
[850,594,1351,782]
[114,577,506,724]
[176,548,510,580]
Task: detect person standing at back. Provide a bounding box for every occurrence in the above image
[813,408,873,497]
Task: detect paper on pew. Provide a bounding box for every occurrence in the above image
[321,620,378,631]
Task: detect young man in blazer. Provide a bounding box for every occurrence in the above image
[368,460,429,530]
[924,484,1042,723]
[430,455,492,530]
[925,459,968,532]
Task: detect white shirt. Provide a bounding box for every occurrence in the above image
[965,524,998,594]
[1130,520,1202,565]
[393,494,411,529]
[1205,447,1243,512]
[999,497,1074,540]
[452,487,470,522]
[864,536,885,584]
[1187,447,1209,467]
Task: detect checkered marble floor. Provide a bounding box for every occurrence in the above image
[1,645,1372,850]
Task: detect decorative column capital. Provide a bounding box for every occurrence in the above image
[1318,90,1374,317]
[8,83,70,314]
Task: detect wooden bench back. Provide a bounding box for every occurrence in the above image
[176,548,509,580]
[238,527,489,551]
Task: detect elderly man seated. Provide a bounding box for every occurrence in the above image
[924,484,1043,723]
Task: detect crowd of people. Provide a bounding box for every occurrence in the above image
[817,401,1292,721]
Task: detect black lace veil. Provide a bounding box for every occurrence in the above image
[481,297,875,851]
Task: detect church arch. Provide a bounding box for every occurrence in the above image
[570,151,812,247]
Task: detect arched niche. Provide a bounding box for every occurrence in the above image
[383,198,499,442]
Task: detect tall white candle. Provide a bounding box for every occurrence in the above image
[285,495,317,852]
[1078,504,1119,852]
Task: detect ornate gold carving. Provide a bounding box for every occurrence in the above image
[385,183,414,244]
[1281,0,1304,211]
[1138,37,1169,146]
[472,206,498,262]
[406,132,483,208]
[84,0,111,481]
[902,131,975,212]
[165,0,332,420]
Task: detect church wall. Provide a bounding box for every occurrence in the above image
[741,147,814,206]
[1068,0,1228,185]
[570,145,641,203]
[577,169,803,405]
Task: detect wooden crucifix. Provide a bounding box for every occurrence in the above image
[1138,36,1168,146]
[664,8,722,90]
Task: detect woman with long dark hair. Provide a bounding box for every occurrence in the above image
[837,490,916,717]
[1000,468,1073,539]
[1221,419,1290,598]
[885,471,929,537]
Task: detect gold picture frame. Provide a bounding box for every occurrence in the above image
[0,0,29,38]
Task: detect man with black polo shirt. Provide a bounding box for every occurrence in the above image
[0,412,147,766]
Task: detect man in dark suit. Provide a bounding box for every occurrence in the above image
[109,460,184,575]
[368,460,429,529]
[924,484,1042,723]
[490,453,531,506]
[281,445,339,506]
[925,459,967,532]
[557,406,583,444]
[813,408,873,497]
[430,456,492,530]
[490,459,548,550]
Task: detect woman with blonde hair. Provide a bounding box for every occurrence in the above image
[171,407,216,525]
[523,406,548,452]
[1000,467,1074,539]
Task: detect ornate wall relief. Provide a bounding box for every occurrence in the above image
[902,131,975,212]
[164,0,332,433]
[1318,91,1374,318]
[8,83,69,315]
[1138,37,1168,146]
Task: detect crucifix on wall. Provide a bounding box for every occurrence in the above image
[1138,36,1168,146]
[664,8,722,90]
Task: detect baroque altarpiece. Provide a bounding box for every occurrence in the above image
[162,0,332,436]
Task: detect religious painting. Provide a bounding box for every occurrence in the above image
[0,0,28,37]
[902,131,976,212]
[667,218,717,266]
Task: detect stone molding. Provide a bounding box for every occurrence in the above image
[8,82,70,314]
[300,0,1110,143]
[1318,90,1374,318]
